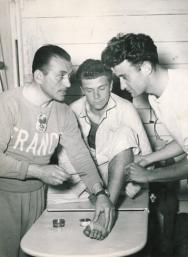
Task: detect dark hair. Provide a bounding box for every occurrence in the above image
[101,33,159,68]
[32,44,71,74]
[76,59,113,85]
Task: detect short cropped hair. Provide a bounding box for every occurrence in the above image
[76,59,113,85]
[101,33,159,68]
[32,44,71,74]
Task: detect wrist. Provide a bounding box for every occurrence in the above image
[27,164,41,179]
[95,189,110,198]
[145,154,155,166]
[147,169,157,183]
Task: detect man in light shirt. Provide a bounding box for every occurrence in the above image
[102,32,188,257]
[68,59,151,239]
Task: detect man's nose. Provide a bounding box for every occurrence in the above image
[120,77,128,90]
[93,89,100,99]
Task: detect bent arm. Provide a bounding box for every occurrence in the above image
[148,155,188,182]
[143,140,184,166]
[108,148,134,205]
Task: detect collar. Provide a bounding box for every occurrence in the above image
[78,94,117,119]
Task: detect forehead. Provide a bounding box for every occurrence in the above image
[47,56,72,74]
[81,76,110,88]
[112,59,133,76]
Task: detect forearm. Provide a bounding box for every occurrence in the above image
[146,140,184,165]
[0,152,29,180]
[108,149,134,205]
[148,156,188,182]
[62,134,103,193]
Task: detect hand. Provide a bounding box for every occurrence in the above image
[134,155,150,167]
[93,194,115,233]
[125,182,141,199]
[125,163,151,183]
[28,164,71,185]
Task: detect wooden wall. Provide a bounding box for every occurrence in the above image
[0,0,15,91]
[16,0,188,149]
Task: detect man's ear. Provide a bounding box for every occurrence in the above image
[33,70,44,84]
[141,61,152,76]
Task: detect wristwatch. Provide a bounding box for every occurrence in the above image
[95,189,110,197]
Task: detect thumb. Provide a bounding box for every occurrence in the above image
[93,208,100,222]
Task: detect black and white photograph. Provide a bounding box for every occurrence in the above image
[0,1,188,256]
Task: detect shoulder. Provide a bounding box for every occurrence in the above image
[111,93,137,111]
[54,101,70,113]
[70,97,85,113]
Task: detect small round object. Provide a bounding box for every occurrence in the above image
[79,218,91,227]
[53,218,65,227]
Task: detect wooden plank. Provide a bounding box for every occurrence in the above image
[22,15,188,44]
[21,0,188,17]
[22,40,188,69]
[0,0,14,89]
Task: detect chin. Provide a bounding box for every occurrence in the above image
[94,105,106,110]
[55,96,65,102]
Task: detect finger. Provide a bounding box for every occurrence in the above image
[96,230,103,240]
[107,208,115,233]
[55,166,71,179]
[104,208,110,231]
[89,229,97,239]
[92,229,100,239]
[54,172,70,182]
[100,230,108,240]
[83,226,91,237]
[92,209,100,223]
[58,170,71,180]
[51,179,64,185]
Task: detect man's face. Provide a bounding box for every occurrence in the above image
[81,75,112,111]
[40,56,72,102]
[112,59,146,97]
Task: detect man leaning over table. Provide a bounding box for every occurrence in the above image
[0,44,115,257]
[58,59,151,240]
[102,32,188,257]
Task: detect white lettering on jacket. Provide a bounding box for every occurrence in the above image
[13,127,59,155]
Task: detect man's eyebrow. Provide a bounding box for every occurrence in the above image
[58,71,67,75]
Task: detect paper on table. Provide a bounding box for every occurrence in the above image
[47,149,89,208]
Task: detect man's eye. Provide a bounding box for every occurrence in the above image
[86,89,92,93]
[99,86,105,90]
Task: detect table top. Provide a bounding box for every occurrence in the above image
[21,190,149,257]
[21,209,148,257]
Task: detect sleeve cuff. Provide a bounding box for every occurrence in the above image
[18,160,30,180]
